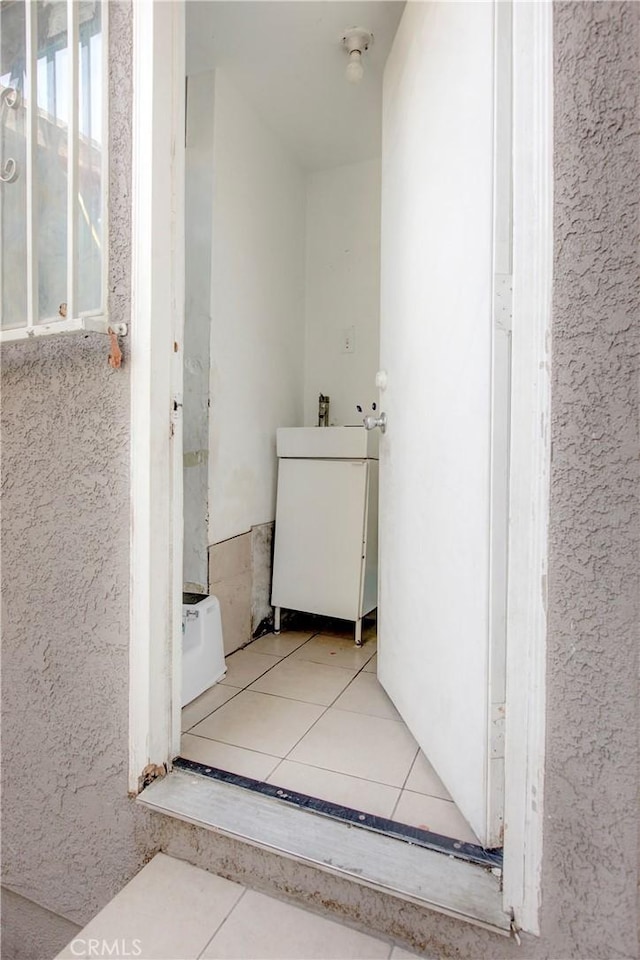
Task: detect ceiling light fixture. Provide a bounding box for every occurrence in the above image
[340,27,374,85]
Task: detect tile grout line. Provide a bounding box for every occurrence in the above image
[401,748,421,791]
[263,749,455,808]
[253,632,384,728]
[390,747,420,821]
[196,643,307,727]
[265,756,286,784]
[273,701,412,796]
[187,631,375,729]
[241,630,319,660]
[181,730,282,762]
[196,886,249,959]
[182,685,246,733]
[184,631,425,817]
[186,637,443,793]
[181,735,428,804]
[265,753,406,795]
[186,645,353,761]
[183,633,477,842]
[184,635,337,751]
[273,634,378,761]
[281,695,332,762]
[272,699,412,774]
[217,633,319,693]
[193,672,373,724]
[247,654,377,710]
[240,633,328,768]
[247,668,361,703]
[186,633,413,801]
[194,634,378,766]
[219,654,285,689]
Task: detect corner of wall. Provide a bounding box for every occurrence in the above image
[207,522,275,655]
[1,888,81,960]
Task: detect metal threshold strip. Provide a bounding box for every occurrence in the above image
[173,757,503,869]
[138,764,510,934]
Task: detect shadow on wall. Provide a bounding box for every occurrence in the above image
[1,888,82,960]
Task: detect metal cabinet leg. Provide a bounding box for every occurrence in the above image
[274,607,281,635]
[355,618,363,647]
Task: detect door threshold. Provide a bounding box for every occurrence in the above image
[138,766,511,934]
[173,757,502,869]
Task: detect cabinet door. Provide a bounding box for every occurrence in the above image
[271,458,368,621]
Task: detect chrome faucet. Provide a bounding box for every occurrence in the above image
[318,394,330,427]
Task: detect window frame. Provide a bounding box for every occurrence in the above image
[128,0,552,939]
[0,0,114,343]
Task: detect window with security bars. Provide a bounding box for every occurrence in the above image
[0,0,108,341]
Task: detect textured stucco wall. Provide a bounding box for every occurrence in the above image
[0,2,155,947]
[542,4,639,955]
[1,4,638,960]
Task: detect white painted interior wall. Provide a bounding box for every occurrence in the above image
[183,5,389,562]
[183,64,383,563]
[303,160,381,427]
[208,70,306,546]
[184,71,215,591]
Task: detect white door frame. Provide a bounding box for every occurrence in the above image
[128,0,552,936]
[502,1,553,932]
[128,0,185,791]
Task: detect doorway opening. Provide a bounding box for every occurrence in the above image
[177,0,505,857]
[131,0,551,933]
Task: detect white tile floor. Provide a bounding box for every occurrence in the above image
[180,628,479,845]
[56,853,426,960]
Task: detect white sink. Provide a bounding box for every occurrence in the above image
[276,426,379,459]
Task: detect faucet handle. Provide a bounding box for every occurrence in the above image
[363,412,387,434]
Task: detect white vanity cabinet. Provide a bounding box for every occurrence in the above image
[271,428,378,645]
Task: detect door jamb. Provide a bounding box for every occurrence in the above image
[502,0,553,935]
[128,0,552,937]
[129,0,184,793]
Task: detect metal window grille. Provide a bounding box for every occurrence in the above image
[0,0,114,342]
